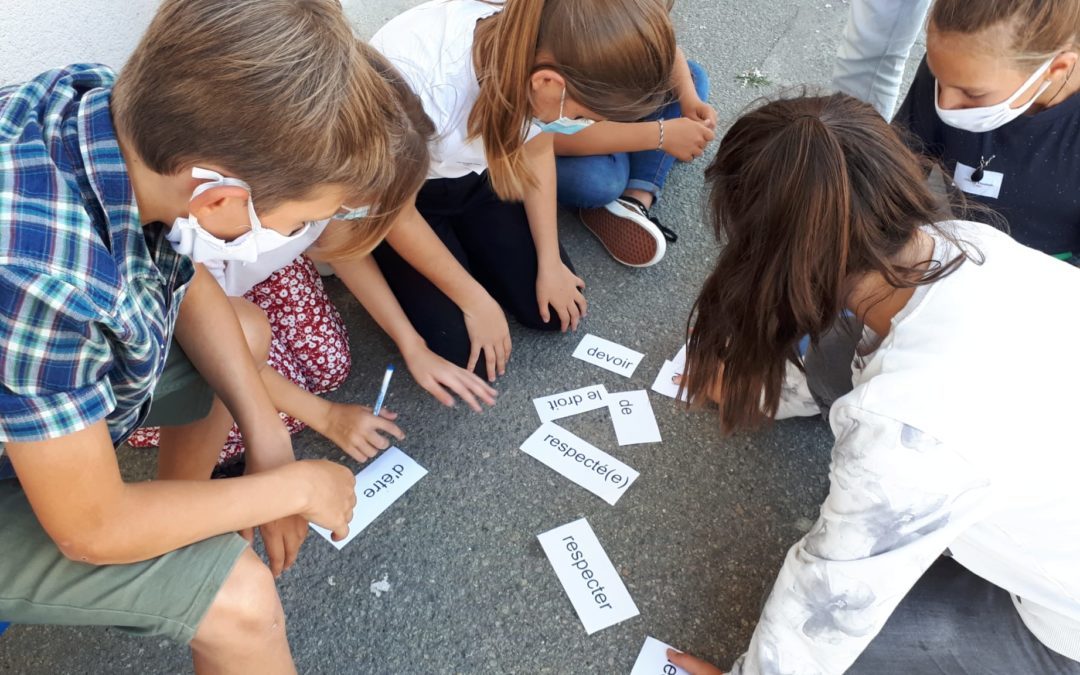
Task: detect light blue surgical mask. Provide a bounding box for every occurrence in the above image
[532,87,595,135]
[332,204,371,221]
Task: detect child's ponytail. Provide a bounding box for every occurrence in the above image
[685,94,963,432]
[469,0,545,201]
[470,0,676,202]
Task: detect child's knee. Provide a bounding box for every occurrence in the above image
[229,298,272,365]
[194,548,285,650]
[556,155,630,208]
[687,59,711,101]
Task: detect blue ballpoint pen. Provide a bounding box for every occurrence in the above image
[372,364,395,416]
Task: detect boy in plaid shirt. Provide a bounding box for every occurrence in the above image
[0,1,407,671]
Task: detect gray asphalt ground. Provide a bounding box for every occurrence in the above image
[0,1,925,673]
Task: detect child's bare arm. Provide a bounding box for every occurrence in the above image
[6,421,356,564]
[672,47,717,128]
[175,264,292,468]
[523,132,587,332]
[327,251,497,412]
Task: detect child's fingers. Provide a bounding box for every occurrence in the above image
[240,527,255,543]
[330,524,350,542]
[554,303,571,332]
[567,301,582,332]
[466,343,481,373]
[421,379,456,407]
[374,418,405,441]
[666,649,725,675]
[484,344,497,383]
[377,408,398,421]
[538,298,551,323]
[264,530,285,578]
[450,377,483,412]
[495,341,508,377]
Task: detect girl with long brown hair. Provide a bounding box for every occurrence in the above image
[670,94,1080,673]
[366,0,676,382]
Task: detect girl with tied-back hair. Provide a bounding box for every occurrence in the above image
[366,0,676,381]
[670,94,1080,674]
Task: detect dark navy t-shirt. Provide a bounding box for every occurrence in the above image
[895,57,1080,256]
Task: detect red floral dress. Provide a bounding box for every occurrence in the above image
[127,255,351,464]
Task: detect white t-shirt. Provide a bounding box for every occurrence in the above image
[202,218,329,297]
[732,221,1080,673]
[370,0,541,180]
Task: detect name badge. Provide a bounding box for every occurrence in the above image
[954,161,1003,199]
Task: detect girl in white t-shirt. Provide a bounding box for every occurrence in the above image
[668,95,1080,674]
[367,0,677,380]
[132,43,498,467]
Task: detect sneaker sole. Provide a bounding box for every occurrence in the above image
[579,202,666,267]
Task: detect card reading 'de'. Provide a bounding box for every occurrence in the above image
[520,421,638,505]
[532,384,609,423]
[537,518,639,635]
[572,334,644,377]
[607,390,661,445]
[310,446,427,549]
[630,637,690,675]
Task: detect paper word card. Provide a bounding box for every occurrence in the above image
[572,334,644,377]
[310,446,427,550]
[520,421,639,505]
[651,344,689,402]
[607,390,661,445]
[537,518,639,635]
[630,637,689,675]
[533,384,608,423]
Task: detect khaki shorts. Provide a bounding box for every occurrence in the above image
[0,478,248,643]
[142,340,215,429]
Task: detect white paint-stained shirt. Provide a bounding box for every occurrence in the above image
[731,221,1080,674]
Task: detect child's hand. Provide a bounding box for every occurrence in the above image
[536,262,587,332]
[249,514,309,578]
[402,343,498,412]
[674,361,724,404]
[662,117,715,162]
[462,293,512,382]
[683,97,718,130]
[321,402,404,464]
[666,649,726,675]
[289,459,357,543]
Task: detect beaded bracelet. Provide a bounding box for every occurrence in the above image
[657,119,665,150]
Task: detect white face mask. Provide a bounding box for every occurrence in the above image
[935,57,1055,133]
[165,167,311,264]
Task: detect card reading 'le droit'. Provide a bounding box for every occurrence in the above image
[572,334,644,377]
[310,446,427,550]
[520,421,638,505]
[532,384,609,423]
[537,518,639,635]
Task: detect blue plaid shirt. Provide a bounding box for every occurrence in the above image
[0,65,194,447]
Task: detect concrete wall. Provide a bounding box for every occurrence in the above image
[0,0,421,85]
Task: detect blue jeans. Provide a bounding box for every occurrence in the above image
[555,60,710,209]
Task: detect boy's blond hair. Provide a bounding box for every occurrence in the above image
[113,0,399,215]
